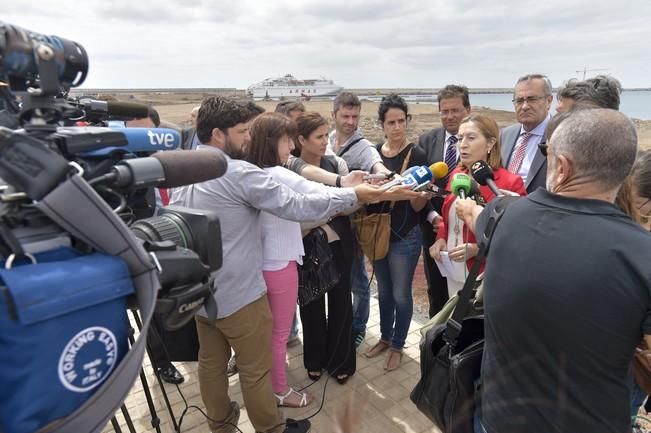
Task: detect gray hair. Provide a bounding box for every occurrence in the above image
[550,108,637,190]
[557,75,622,110]
[515,73,553,96]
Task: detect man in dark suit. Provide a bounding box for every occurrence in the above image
[181,105,200,150]
[416,84,471,317]
[501,74,553,193]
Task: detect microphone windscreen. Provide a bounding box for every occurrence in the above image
[450,173,472,196]
[106,101,150,120]
[470,160,495,186]
[153,150,228,188]
[430,161,449,179]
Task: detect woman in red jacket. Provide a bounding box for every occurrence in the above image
[430,113,527,296]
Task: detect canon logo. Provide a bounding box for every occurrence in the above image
[179,298,204,314]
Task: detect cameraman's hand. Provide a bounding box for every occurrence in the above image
[341,170,367,187]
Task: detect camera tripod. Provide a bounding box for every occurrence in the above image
[109,310,179,433]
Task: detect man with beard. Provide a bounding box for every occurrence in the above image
[172,96,416,433]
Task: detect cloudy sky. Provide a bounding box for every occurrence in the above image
[4,0,651,90]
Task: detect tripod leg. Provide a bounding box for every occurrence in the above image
[126,312,162,433]
[120,404,137,433]
[110,416,122,433]
[132,309,179,431]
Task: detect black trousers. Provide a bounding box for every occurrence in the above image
[420,220,449,318]
[299,240,356,376]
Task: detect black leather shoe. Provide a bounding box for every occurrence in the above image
[283,418,310,433]
[158,364,184,384]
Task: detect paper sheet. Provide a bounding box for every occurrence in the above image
[435,251,468,283]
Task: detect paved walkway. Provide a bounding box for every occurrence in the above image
[104,295,440,433]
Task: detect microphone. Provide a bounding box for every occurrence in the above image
[470,160,503,197]
[77,98,150,120]
[82,127,182,156]
[98,150,228,189]
[430,161,449,180]
[383,162,449,191]
[153,150,228,188]
[450,173,471,199]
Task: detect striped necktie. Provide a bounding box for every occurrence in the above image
[442,135,458,184]
[507,132,533,174]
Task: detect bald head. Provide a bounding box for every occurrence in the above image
[549,108,637,191]
[190,106,200,127]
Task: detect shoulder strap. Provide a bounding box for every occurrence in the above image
[338,137,364,158]
[320,155,339,174]
[387,146,413,211]
[34,175,159,433]
[442,196,517,347]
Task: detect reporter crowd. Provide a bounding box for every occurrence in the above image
[154,73,651,433]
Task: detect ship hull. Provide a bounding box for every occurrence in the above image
[249,84,343,99]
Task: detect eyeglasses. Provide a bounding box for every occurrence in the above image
[512,96,546,107]
[538,141,548,157]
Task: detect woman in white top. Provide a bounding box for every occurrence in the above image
[246,112,333,407]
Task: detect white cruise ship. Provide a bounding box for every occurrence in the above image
[247,74,343,99]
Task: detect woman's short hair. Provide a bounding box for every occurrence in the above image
[459,114,502,169]
[246,112,297,168]
[294,112,329,157]
[378,93,410,123]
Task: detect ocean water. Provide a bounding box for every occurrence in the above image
[468,90,651,120]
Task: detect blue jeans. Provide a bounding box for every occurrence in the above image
[351,235,370,334]
[373,226,421,349]
[632,380,647,419]
[474,414,488,433]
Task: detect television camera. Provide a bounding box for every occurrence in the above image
[0,22,224,433]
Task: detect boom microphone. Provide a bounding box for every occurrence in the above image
[77,98,150,121]
[98,150,228,189]
[153,150,228,188]
[470,160,503,197]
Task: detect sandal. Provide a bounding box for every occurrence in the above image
[274,387,314,408]
[363,339,391,358]
[384,348,403,371]
[335,374,350,385]
[307,370,322,382]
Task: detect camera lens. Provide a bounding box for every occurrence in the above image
[130,213,194,250]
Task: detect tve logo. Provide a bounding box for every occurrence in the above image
[147,130,176,148]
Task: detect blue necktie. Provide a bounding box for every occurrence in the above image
[443,135,458,185]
